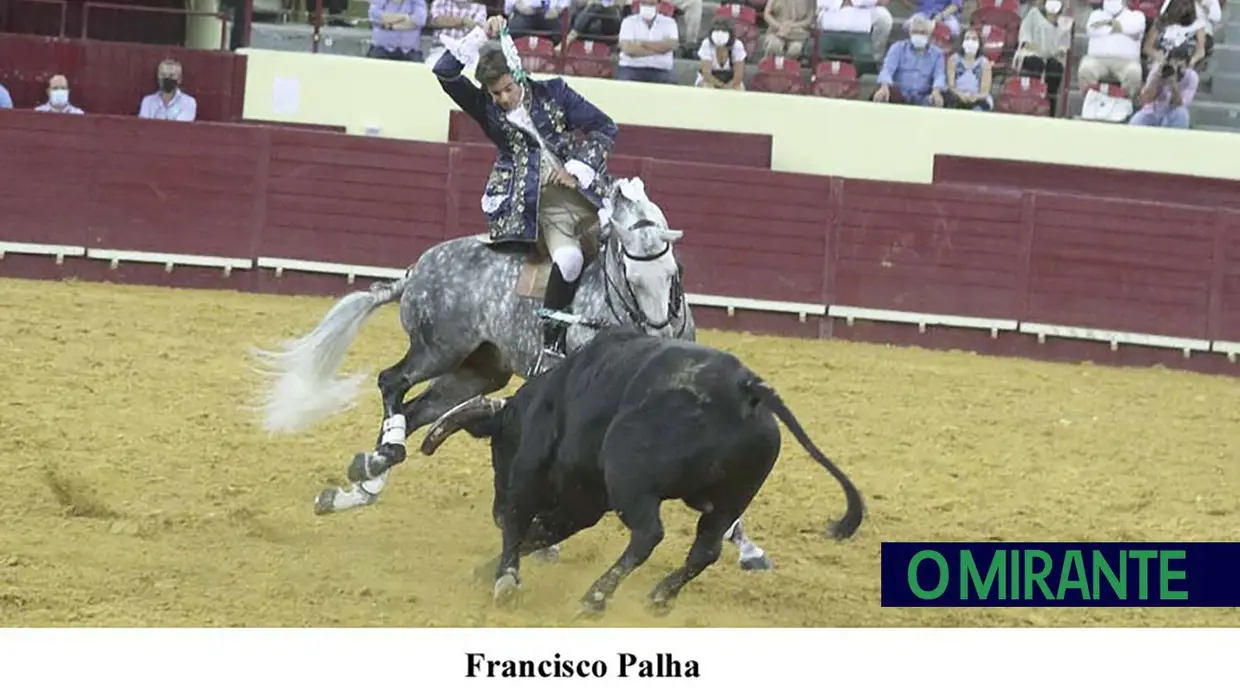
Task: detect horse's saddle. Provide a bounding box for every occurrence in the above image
[476,217,602,299]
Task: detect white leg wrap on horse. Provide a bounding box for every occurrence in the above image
[551,246,584,283]
[380,414,406,447]
[358,471,389,497]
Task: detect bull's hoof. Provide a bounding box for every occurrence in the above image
[313,489,337,516]
[739,553,774,572]
[646,593,674,617]
[493,571,521,607]
[578,591,607,617]
[531,545,560,563]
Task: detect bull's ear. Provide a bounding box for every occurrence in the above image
[661,228,684,242]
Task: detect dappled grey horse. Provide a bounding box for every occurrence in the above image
[250,177,773,571]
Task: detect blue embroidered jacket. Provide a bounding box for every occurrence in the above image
[432,27,619,245]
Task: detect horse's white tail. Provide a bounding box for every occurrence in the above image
[249,275,411,434]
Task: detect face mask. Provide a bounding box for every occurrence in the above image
[638,4,656,19]
[1044,0,1062,13]
[49,88,69,107]
[909,33,929,48]
[1102,0,1123,15]
[159,76,179,93]
[962,39,979,54]
[710,31,728,46]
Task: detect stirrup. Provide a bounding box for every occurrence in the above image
[529,347,565,378]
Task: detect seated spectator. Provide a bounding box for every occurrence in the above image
[0,80,11,109]
[945,27,992,110]
[138,59,197,122]
[1129,42,1197,128]
[558,0,623,50]
[1013,0,1071,112]
[872,14,945,106]
[35,74,84,114]
[616,0,680,84]
[425,0,487,67]
[1077,0,1145,100]
[816,0,879,73]
[762,0,815,59]
[1194,0,1221,59]
[1143,0,1207,70]
[915,0,962,38]
[506,0,570,43]
[367,0,428,61]
[695,17,747,89]
[668,0,704,55]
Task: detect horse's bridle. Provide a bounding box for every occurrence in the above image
[600,221,686,335]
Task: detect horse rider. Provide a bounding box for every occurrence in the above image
[432,15,620,376]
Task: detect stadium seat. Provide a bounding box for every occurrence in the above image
[930,21,953,51]
[715,3,760,55]
[978,24,1007,68]
[746,0,768,10]
[1097,82,1128,99]
[810,59,860,100]
[750,55,807,94]
[970,0,1021,45]
[561,40,613,79]
[512,35,559,75]
[995,75,1051,116]
[630,0,676,16]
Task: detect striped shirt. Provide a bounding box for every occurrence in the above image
[138,90,197,121]
[429,0,487,51]
[368,0,428,52]
[35,102,85,114]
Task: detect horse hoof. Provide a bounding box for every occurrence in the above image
[740,554,774,572]
[313,489,338,516]
[493,572,521,607]
[531,545,560,563]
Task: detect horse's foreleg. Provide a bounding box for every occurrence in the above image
[725,518,773,571]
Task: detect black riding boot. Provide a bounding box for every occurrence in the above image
[532,264,579,376]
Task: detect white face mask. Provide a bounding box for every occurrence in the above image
[49,88,69,107]
[1044,0,1062,13]
[962,39,979,54]
[1102,0,1123,14]
[710,31,728,46]
[909,33,929,49]
[638,4,656,19]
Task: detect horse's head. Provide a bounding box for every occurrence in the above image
[600,177,684,333]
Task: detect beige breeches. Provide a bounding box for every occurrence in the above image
[1076,55,1144,96]
[537,161,595,258]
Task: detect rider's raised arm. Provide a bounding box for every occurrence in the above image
[550,79,618,191]
[431,26,491,127]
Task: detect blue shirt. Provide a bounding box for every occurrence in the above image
[877,39,947,102]
[0,82,12,109]
[917,0,961,17]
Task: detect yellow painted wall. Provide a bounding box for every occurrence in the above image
[237,46,1240,183]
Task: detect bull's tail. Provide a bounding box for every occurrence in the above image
[743,376,864,540]
[249,272,413,434]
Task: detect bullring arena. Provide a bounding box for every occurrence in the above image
[3,275,1238,628]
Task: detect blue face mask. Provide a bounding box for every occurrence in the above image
[49,88,69,107]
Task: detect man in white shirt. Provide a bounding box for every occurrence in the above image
[816,0,879,73]
[34,74,85,114]
[616,0,680,83]
[137,58,197,122]
[1077,0,1146,98]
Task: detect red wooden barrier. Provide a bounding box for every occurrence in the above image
[2,108,1238,377]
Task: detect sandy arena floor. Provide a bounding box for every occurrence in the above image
[1,276,1238,628]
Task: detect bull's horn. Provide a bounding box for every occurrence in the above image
[419,395,506,456]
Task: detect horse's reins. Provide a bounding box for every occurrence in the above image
[600,223,686,335]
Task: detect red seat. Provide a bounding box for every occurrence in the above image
[1097,82,1129,98]
[749,55,806,94]
[512,35,559,75]
[810,59,859,100]
[930,21,953,51]
[977,24,1007,66]
[996,75,1050,116]
[715,3,760,55]
[970,4,1021,46]
[629,0,676,16]
[561,40,613,79]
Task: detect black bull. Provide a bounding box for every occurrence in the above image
[419,327,865,615]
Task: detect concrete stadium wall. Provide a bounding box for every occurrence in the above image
[2,108,1238,379]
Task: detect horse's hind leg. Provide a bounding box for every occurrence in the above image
[316,346,509,515]
[725,518,773,571]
